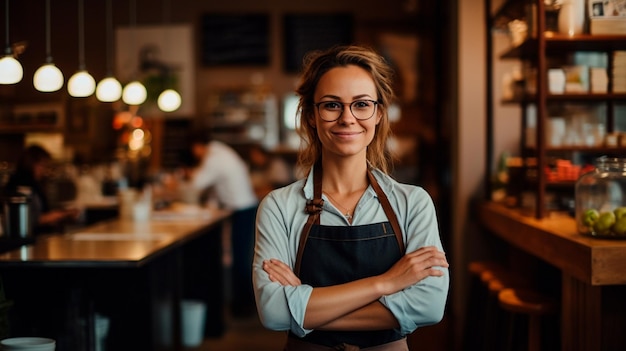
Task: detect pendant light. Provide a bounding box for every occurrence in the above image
[67,0,95,97]
[158,89,181,112]
[122,0,147,105]
[33,0,64,92]
[122,81,147,105]
[96,0,121,102]
[0,0,23,84]
[156,0,181,112]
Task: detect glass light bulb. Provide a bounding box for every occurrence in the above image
[0,55,23,84]
[33,63,64,92]
[157,89,182,112]
[68,70,96,97]
[122,81,147,105]
[96,76,122,102]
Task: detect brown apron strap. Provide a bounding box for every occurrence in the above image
[295,161,324,276]
[367,169,405,254]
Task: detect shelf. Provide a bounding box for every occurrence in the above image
[0,102,66,134]
[491,0,528,30]
[205,86,279,148]
[486,0,626,219]
[523,146,626,155]
[501,34,626,59]
[545,146,626,153]
[502,93,626,104]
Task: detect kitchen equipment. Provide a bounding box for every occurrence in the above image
[1,192,33,239]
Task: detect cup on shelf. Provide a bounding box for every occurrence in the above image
[548,69,566,94]
[546,117,566,147]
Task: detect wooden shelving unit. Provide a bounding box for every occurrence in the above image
[485,0,626,218]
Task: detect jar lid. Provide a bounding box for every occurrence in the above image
[3,193,30,204]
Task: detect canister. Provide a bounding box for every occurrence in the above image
[1,193,33,239]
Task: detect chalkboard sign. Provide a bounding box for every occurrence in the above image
[283,14,354,73]
[201,14,270,66]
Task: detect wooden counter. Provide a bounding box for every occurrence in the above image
[0,207,232,351]
[0,208,230,267]
[478,201,626,351]
[478,201,626,286]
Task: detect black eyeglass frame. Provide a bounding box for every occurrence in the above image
[313,99,379,122]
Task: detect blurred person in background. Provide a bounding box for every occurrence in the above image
[184,130,259,317]
[3,144,79,234]
[247,144,294,199]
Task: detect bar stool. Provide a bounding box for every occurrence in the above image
[498,288,557,351]
[465,261,508,350]
[482,267,529,351]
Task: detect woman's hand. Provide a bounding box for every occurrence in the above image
[263,259,301,286]
[377,246,448,296]
[39,208,81,226]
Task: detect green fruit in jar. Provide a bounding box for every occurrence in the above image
[614,207,626,220]
[612,217,626,236]
[593,211,616,235]
[583,209,600,227]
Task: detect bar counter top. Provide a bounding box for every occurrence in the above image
[0,205,233,350]
[479,201,626,351]
[478,201,626,286]
[0,206,232,268]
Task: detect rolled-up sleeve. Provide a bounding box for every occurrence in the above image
[379,186,450,335]
[253,186,314,336]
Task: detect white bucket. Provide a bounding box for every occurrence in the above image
[95,314,110,351]
[180,299,207,348]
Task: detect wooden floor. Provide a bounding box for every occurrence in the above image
[195,312,286,351]
[193,311,451,351]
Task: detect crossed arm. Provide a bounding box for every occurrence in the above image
[262,246,448,330]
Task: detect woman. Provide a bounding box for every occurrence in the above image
[253,45,449,350]
[4,144,79,234]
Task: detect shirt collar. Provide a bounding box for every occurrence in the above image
[301,164,395,200]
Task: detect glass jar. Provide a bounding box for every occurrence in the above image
[575,157,626,237]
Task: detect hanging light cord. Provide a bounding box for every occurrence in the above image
[45,0,52,62]
[130,0,136,52]
[129,0,139,80]
[4,0,11,54]
[105,0,113,75]
[77,0,86,70]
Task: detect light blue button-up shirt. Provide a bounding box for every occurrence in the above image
[253,166,449,337]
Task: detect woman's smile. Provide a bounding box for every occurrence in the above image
[331,129,365,140]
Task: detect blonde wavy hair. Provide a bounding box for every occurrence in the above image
[294,45,396,177]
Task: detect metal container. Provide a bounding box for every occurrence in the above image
[1,193,33,239]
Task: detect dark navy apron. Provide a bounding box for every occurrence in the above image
[289,163,406,349]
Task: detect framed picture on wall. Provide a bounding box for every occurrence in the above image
[116,24,195,117]
[201,14,270,66]
[283,13,354,73]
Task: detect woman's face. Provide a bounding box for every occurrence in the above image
[33,159,51,181]
[312,65,381,161]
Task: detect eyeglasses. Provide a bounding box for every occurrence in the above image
[313,99,379,122]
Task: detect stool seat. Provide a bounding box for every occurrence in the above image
[468,260,503,276]
[498,288,556,316]
[487,274,529,295]
[498,288,557,351]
